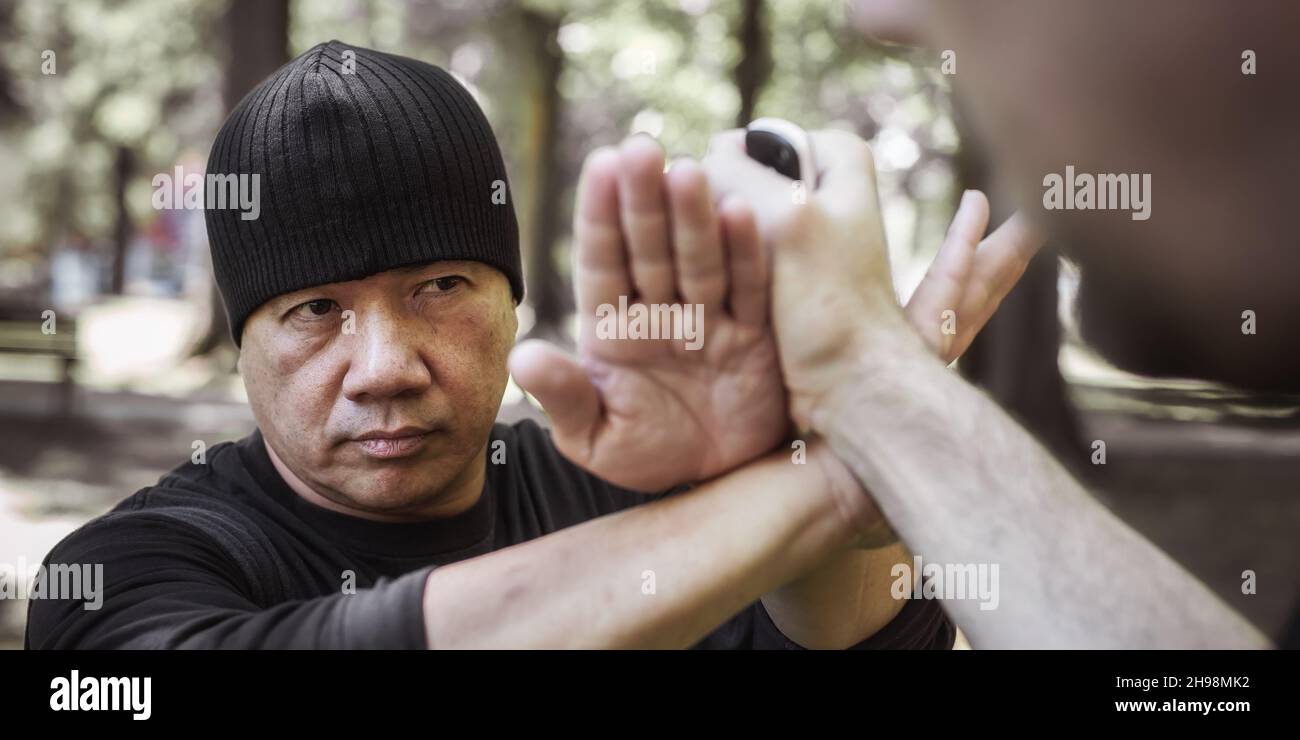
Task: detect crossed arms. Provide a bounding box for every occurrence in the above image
[425,129,1267,649]
[29,126,1265,650]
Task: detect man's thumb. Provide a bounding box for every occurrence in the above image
[508,340,601,444]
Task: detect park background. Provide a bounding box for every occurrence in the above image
[0,0,1297,648]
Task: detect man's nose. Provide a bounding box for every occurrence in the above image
[340,311,433,402]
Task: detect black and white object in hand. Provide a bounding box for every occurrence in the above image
[744,117,816,189]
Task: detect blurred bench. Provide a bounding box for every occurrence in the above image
[0,318,78,414]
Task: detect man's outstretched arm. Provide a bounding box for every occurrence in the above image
[422,440,875,648]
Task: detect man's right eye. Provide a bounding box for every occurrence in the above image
[290,299,339,319]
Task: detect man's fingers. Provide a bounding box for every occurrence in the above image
[508,340,601,453]
[932,211,1045,363]
[964,211,1046,323]
[946,190,992,254]
[718,194,768,327]
[905,190,990,357]
[665,159,726,311]
[574,147,632,317]
[616,136,675,303]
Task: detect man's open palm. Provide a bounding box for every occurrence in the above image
[509,137,788,492]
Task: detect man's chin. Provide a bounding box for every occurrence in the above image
[331,474,462,518]
[334,449,479,514]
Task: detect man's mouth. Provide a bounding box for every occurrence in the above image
[350,426,434,460]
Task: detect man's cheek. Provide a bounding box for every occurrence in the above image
[271,334,334,376]
[434,317,511,409]
[254,364,337,454]
[437,341,507,403]
[454,299,514,363]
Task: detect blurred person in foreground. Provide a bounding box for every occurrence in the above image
[27,41,1037,649]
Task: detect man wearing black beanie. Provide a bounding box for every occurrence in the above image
[27,41,962,649]
[204,41,524,345]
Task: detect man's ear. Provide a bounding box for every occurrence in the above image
[507,298,521,334]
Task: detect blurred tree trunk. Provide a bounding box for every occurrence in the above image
[192,0,289,357]
[108,146,133,294]
[516,8,569,342]
[732,0,772,127]
[953,105,1085,474]
[0,0,19,121]
[219,0,289,132]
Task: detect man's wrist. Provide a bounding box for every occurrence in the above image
[806,438,889,547]
[802,309,934,434]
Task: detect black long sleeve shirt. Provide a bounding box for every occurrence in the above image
[25,420,954,650]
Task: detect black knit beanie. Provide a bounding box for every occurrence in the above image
[204,40,523,346]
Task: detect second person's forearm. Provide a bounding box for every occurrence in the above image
[814,326,1268,648]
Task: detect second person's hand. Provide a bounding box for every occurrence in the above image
[702,128,1045,430]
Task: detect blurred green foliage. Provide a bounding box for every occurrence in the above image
[1,0,222,256]
[0,0,957,310]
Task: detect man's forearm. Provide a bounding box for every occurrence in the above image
[420,443,865,648]
[814,324,1269,649]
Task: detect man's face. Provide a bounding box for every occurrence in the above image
[238,260,517,519]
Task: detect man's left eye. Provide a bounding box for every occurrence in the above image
[423,276,465,293]
[290,299,340,319]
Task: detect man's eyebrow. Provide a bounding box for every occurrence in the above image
[393,264,431,275]
[269,292,312,312]
[270,284,340,310]
[397,262,477,274]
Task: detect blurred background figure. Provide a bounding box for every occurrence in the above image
[0,0,1295,648]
